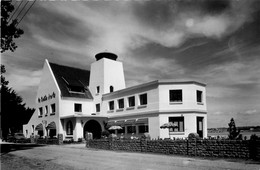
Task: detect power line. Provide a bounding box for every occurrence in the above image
[7,1,24,24]
[12,1,29,25]
[17,0,36,26]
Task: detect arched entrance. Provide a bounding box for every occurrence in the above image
[83,120,102,139]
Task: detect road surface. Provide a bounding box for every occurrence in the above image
[1,143,260,170]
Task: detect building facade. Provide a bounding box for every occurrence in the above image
[23,52,207,140]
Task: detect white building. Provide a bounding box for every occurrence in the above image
[23,52,207,140]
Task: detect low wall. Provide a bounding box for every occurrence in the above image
[31,134,63,145]
[87,139,260,160]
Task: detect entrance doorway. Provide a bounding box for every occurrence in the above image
[197,117,204,138]
[83,120,102,139]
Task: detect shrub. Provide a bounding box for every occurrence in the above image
[228,118,240,140]
[101,130,110,137]
[188,133,200,140]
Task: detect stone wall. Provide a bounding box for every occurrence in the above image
[87,139,260,160]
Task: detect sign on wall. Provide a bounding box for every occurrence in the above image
[38,92,56,103]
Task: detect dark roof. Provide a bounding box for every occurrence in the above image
[95,52,118,61]
[49,62,93,99]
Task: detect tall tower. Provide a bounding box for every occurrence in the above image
[89,52,126,106]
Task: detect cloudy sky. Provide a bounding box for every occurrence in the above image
[2,0,260,128]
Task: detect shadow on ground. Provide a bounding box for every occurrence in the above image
[0,143,46,155]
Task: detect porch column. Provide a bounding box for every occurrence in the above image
[75,118,84,141]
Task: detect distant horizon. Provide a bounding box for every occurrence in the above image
[2,0,260,128]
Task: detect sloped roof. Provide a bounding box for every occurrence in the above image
[49,62,93,99]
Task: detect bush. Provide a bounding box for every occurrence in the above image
[188,133,200,140]
[101,130,110,138]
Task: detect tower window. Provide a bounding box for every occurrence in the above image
[110,86,114,92]
[96,86,100,94]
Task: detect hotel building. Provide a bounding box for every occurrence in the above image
[23,52,207,140]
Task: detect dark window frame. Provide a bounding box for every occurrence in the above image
[127,125,136,134]
[118,98,124,109]
[109,101,114,111]
[168,117,184,132]
[128,96,135,107]
[138,124,149,133]
[197,90,203,103]
[51,103,56,114]
[169,90,183,102]
[96,103,100,112]
[74,103,82,112]
[139,93,147,105]
[66,121,73,135]
[110,86,114,93]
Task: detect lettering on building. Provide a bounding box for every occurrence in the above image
[38,92,56,103]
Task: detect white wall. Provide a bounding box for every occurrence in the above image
[59,98,94,117]
[102,83,159,118]
[89,58,126,111]
[158,84,206,112]
[159,113,207,139]
[23,60,60,137]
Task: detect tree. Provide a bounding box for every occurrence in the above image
[1,0,24,53]
[227,118,240,140]
[1,65,34,139]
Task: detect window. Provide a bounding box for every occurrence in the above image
[118,126,125,134]
[96,103,100,112]
[96,86,100,94]
[68,85,85,93]
[169,117,184,132]
[51,104,56,114]
[110,86,114,92]
[45,106,48,116]
[128,96,135,107]
[66,121,73,135]
[109,101,114,111]
[139,93,147,105]
[74,103,82,112]
[169,90,182,102]
[39,107,43,117]
[197,90,203,103]
[127,126,136,134]
[118,98,124,109]
[138,124,149,133]
[32,125,34,135]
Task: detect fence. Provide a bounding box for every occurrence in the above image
[30,134,63,145]
[86,139,260,160]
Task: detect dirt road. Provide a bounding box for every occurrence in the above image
[1,143,260,170]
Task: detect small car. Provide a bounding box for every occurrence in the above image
[13,133,26,140]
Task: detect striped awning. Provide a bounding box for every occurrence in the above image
[125,119,135,125]
[136,118,148,124]
[35,124,43,131]
[46,121,56,129]
[107,121,115,126]
[115,120,125,125]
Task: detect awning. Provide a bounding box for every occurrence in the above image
[136,118,148,124]
[107,121,116,126]
[46,121,56,129]
[35,124,43,131]
[115,120,125,125]
[125,119,135,125]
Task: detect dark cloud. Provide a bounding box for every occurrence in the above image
[202,0,231,15]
